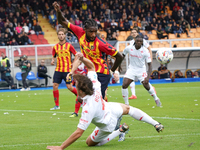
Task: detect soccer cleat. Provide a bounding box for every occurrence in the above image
[128,95,137,99]
[20,88,26,91]
[69,112,78,117]
[154,123,164,133]
[119,123,129,133]
[118,133,125,142]
[155,99,162,107]
[26,87,31,91]
[50,106,60,110]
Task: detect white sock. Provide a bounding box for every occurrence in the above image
[128,106,159,126]
[148,83,159,100]
[130,82,136,96]
[96,129,121,146]
[122,88,129,105]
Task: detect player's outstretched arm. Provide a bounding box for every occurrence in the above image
[79,54,95,72]
[47,128,84,150]
[53,1,69,28]
[147,47,153,61]
[147,62,152,79]
[67,52,95,81]
[143,62,152,84]
[111,52,123,72]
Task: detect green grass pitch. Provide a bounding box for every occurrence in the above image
[0,82,200,150]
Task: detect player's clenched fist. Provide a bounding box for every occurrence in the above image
[76,52,84,60]
[52,1,60,11]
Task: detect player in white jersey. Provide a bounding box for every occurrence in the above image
[128,29,153,100]
[47,52,164,150]
[122,35,161,107]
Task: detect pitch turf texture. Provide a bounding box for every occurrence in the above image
[0,82,200,150]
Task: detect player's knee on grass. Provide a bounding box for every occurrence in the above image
[86,135,98,146]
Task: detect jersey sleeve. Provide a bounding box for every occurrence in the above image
[69,44,77,55]
[52,46,56,57]
[77,107,94,130]
[129,39,135,45]
[145,48,151,63]
[68,22,85,39]
[143,39,150,48]
[98,40,118,57]
[87,71,101,91]
[122,46,129,56]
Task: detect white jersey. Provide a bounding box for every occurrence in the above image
[77,71,113,132]
[122,45,151,70]
[130,38,150,48]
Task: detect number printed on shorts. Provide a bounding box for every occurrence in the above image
[95,130,99,136]
[142,72,147,77]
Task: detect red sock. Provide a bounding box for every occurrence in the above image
[71,87,77,96]
[53,90,59,106]
[74,96,81,114]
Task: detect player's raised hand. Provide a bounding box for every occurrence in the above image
[51,60,55,65]
[46,146,63,150]
[76,52,84,61]
[53,1,60,12]
[66,72,72,82]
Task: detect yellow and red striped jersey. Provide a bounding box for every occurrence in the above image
[52,42,77,72]
[68,22,118,75]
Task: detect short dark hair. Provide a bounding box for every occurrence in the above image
[84,19,97,29]
[73,74,94,95]
[135,34,144,39]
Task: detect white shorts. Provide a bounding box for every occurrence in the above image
[90,102,123,142]
[124,68,147,83]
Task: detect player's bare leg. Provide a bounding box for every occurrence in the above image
[66,83,77,96]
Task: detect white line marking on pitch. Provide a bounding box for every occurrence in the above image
[0,109,72,114]
[0,133,199,147]
[0,109,200,121]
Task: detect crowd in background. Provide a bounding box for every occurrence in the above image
[1,0,200,45]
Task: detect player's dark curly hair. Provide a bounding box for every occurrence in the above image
[84,19,98,29]
[73,74,94,95]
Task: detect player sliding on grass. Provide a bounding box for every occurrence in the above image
[46,52,164,150]
[122,35,161,106]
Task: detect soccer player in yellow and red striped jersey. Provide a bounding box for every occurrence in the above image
[50,28,78,110]
[53,2,123,101]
